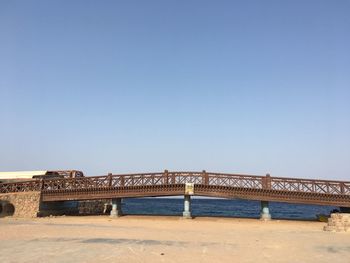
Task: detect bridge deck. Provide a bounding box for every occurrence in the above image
[0,171,349,207]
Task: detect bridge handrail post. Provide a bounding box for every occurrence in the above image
[108,173,112,187]
[120,175,125,187]
[340,183,345,194]
[171,172,176,184]
[202,170,208,185]
[164,170,169,185]
[263,173,271,190]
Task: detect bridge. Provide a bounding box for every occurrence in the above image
[1,170,350,219]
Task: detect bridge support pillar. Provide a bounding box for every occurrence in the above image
[260,201,271,220]
[110,198,122,217]
[183,195,192,219]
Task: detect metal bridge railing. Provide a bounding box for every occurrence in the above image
[0,171,349,197]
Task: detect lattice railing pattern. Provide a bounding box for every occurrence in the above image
[271,177,350,195]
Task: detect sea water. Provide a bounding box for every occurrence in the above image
[121,197,336,220]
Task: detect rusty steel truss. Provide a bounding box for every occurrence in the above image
[0,171,349,207]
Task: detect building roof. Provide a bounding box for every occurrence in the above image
[0,171,48,179]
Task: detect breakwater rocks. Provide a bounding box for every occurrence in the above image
[324,213,350,232]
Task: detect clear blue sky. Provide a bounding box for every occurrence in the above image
[0,1,349,180]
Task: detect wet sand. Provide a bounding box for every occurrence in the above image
[0,216,349,263]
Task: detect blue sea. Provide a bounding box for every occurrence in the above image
[121,197,336,220]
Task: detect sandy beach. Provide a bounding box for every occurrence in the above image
[0,216,349,263]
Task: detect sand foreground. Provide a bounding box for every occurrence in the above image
[0,216,349,263]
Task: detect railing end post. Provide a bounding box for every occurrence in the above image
[40,178,44,191]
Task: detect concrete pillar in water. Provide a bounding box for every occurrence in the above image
[183,195,192,219]
[260,201,271,220]
[110,198,122,217]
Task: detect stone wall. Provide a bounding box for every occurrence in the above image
[0,193,114,218]
[0,192,41,218]
[340,207,350,213]
[78,199,111,215]
[324,213,350,232]
[39,201,79,217]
